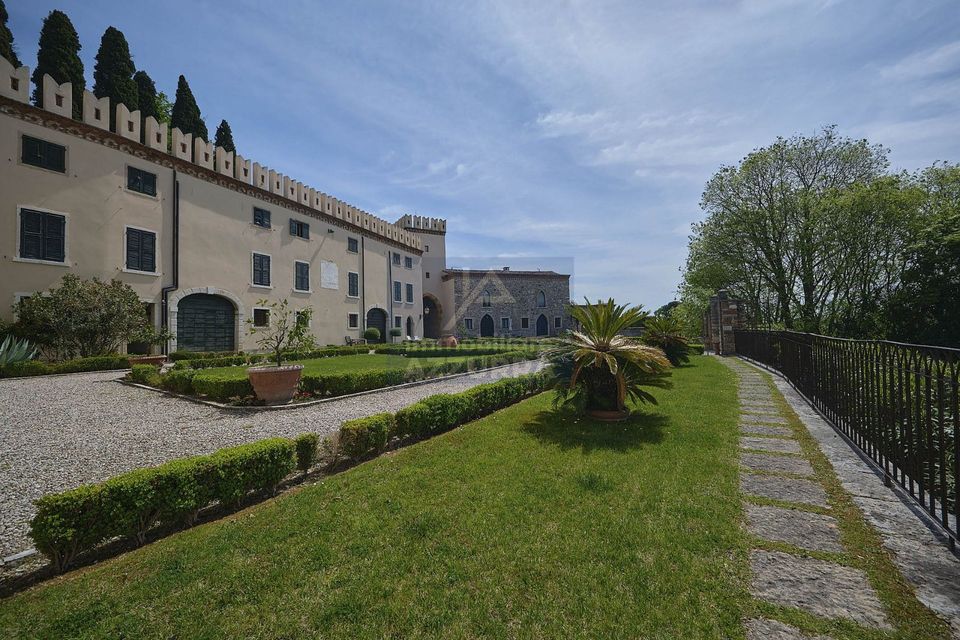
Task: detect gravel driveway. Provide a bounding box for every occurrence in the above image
[0,360,544,558]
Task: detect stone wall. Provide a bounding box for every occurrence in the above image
[446,269,570,338]
[704,290,745,355]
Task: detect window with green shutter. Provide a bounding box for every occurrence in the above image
[253,253,271,286]
[21,135,66,173]
[393,281,402,302]
[348,272,359,297]
[405,283,414,303]
[289,219,310,239]
[347,237,359,253]
[19,209,65,262]
[126,228,156,272]
[127,167,157,196]
[294,261,310,291]
[253,207,271,228]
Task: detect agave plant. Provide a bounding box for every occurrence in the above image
[642,315,691,366]
[545,299,671,418]
[0,335,38,366]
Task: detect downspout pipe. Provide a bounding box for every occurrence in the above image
[160,169,180,354]
[359,235,365,333]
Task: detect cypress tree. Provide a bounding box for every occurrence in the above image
[93,26,138,130]
[214,119,236,153]
[170,74,207,141]
[0,0,21,68]
[133,70,157,121]
[31,10,85,119]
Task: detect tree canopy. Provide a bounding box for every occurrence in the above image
[214,119,235,153]
[93,26,138,130]
[31,10,85,119]
[0,0,21,68]
[170,74,207,141]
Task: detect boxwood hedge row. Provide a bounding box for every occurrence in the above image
[0,355,131,378]
[29,436,318,571]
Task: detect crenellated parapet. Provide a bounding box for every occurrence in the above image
[0,57,425,252]
[397,214,447,235]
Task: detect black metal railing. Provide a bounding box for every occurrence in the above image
[735,329,960,543]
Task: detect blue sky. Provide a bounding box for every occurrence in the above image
[7,1,960,309]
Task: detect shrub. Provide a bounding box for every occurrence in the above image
[29,438,297,571]
[394,401,433,438]
[339,413,394,459]
[295,433,320,472]
[129,364,159,385]
[363,327,381,342]
[191,372,254,402]
[0,360,51,378]
[169,350,235,361]
[159,368,198,394]
[0,354,131,378]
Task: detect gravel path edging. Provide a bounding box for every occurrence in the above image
[119,359,544,411]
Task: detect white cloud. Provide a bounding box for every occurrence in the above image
[880,40,960,80]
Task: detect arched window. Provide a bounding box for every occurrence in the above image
[482,290,492,307]
[536,290,546,307]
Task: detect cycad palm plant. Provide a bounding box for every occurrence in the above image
[642,315,691,366]
[546,299,671,419]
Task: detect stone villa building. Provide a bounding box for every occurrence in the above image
[0,58,569,352]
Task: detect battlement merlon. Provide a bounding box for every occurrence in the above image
[397,214,447,235]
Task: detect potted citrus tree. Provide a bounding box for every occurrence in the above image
[546,298,671,421]
[246,300,313,403]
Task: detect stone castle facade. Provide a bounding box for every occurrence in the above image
[0,58,569,351]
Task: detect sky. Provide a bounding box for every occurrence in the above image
[7,0,960,309]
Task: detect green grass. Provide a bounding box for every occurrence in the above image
[200,353,486,379]
[0,356,747,638]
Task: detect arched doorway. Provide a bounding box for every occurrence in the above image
[406,316,413,339]
[423,295,441,339]
[536,314,549,337]
[480,314,495,338]
[177,294,236,352]
[366,308,387,342]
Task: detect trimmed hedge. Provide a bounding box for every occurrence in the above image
[167,349,539,403]
[30,438,298,571]
[339,413,395,459]
[295,433,320,472]
[0,355,131,378]
[348,370,549,458]
[129,364,160,386]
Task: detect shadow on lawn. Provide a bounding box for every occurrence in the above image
[522,409,668,454]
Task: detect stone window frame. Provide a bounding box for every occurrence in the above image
[347,271,360,298]
[293,260,311,293]
[347,312,359,329]
[14,205,70,267]
[251,252,272,288]
[521,317,529,329]
[252,306,271,328]
[500,317,511,331]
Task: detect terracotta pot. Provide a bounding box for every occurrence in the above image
[586,408,630,422]
[247,364,304,404]
[128,355,167,367]
[438,335,459,348]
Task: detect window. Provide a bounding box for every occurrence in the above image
[252,253,271,287]
[425,271,430,279]
[482,290,491,307]
[464,318,474,330]
[555,316,562,328]
[127,166,157,196]
[125,228,156,272]
[347,237,359,253]
[393,281,402,303]
[19,208,65,262]
[348,312,359,329]
[394,315,402,329]
[253,308,270,327]
[294,261,310,292]
[253,207,271,228]
[521,317,529,329]
[392,252,401,266]
[405,283,414,303]
[348,271,359,297]
[537,290,546,307]
[501,317,510,330]
[425,244,430,252]
[21,135,65,173]
[404,256,413,269]
[289,219,310,239]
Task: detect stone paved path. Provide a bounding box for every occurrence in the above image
[723,357,891,639]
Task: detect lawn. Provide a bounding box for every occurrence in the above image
[0,356,747,638]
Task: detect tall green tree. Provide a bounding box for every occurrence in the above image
[31,10,85,119]
[884,164,960,347]
[214,119,235,152]
[685,126,893,334]
[133,70,157,122]
[170,74,207,141]
[0,0,21,67]
[92,26,138,130]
